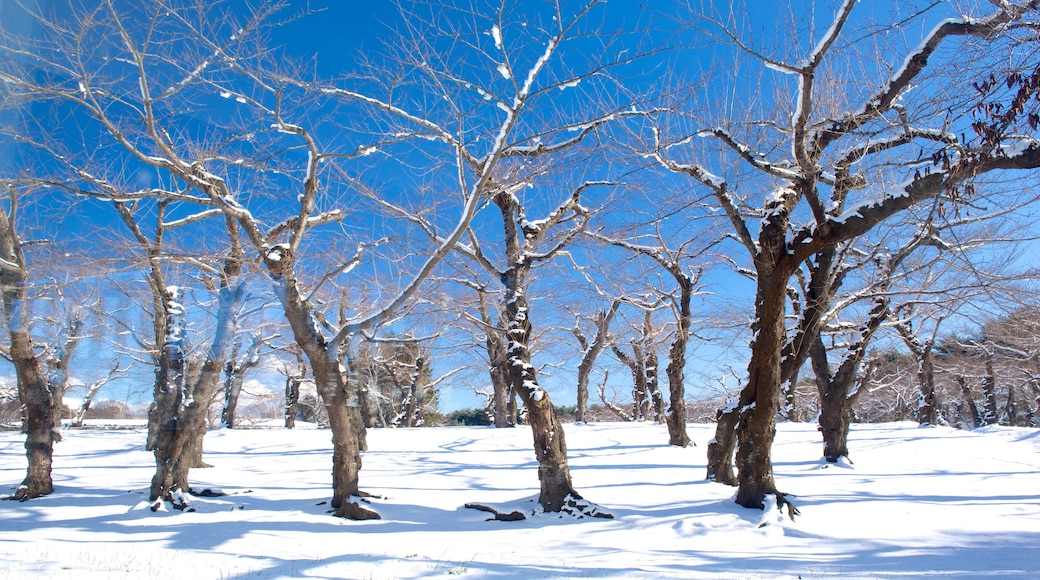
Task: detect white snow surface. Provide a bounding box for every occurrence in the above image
[2,422,1039,579]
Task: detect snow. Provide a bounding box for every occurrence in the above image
[496,63,511,80]
[490,25,502,50]
[2,422,1039,579]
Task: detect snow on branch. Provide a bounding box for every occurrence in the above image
[696,128,798,180]
[816,0,1040,153]
[797,140,1040,258]
[161,208,223,230]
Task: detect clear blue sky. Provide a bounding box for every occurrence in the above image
[2,0,1033,416]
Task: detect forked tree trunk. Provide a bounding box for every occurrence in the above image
[147,254,243,504]
[264,245,375,520]
[221,336,259,429]
[613,343,648,421]
[813,288,889,462]
[811,337,871,462]
[573,301,619,424]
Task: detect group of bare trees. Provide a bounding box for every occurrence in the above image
[2,0,1039,522]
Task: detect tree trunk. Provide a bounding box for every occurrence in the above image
[957,375,983,428]
[705,404,739,485]
[264,247,375,519]
[573,301,619,424]
[502,269,579,512]
[982,356,999,425]
[1,208,57,500]
[810,336,861,463]
[285,375,300,429]
[616,341,649,421]
[733,264,789,510]
[146,284,188,504]
[314,360,375,519]
[665,282,693,446]
[1004,383,1017,426]
[8,328,55,500]
[917,347,939,426]
[645,346,664,422]
[222,356,243,429]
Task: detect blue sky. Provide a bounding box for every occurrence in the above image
[2,0,1037,416]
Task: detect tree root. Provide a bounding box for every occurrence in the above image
[466,494,613,521]
[4,481,52,502]
[465,502,527,521]
[775,492,800,520]
[333,499,381,520]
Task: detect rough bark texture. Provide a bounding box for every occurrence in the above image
[733,266,789,509]
[479,293,515,428]
[811,337,871,462]
[284,376,300,429]
[263,245,376,520]
[705,405,739,486]
[147,254,242,503]
[7,329,54,500]
[665,280,693,447]
[982,356,999,425]
[502,271,578,512]
[918,351,939,427]
[221,336,260,429]
[612,343,647,421]
[1,207,57,501]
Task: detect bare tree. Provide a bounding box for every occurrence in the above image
[589,229,716,445]
[221,333,262,429]
[366,0,657,516]
[609,308,664,423]
[0,185,56,500]
[0,0,482,518]
[653,0,1040,513]
[571,299,620,424]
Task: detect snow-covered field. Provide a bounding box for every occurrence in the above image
[1,421,1038,579]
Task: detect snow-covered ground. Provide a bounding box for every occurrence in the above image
[1,421,1038,579]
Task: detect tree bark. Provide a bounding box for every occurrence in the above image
[917,346,939,426]
[612,343,646,421]
[982,356,999,425]
[7,328,54,500]
[665,280,693,447]
[957,375,983,428]
[263,245,376,519]
[733,265,789,510]
[573,301,619,424]
[221,336,260,429]
[502,269,578,512]
[1,207,57,500]
[284,376,300,429]
[811,336,871,462]
[705,405,739,485]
